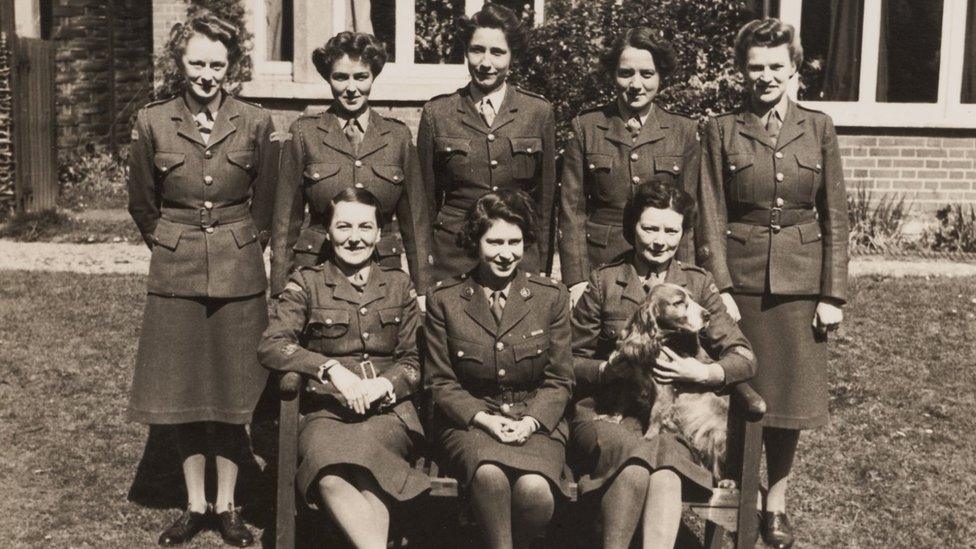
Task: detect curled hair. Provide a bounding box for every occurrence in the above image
[457,3,528,58]
[325,187,386,228]
[167,10,242,70]
[457,190,538,257]
[601,27,677,84]
[312,31,388,79]
[734,18,803,70]
[622,181,697,245]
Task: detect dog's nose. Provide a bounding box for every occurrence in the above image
[701,309,711,322]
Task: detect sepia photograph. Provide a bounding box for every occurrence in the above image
[1,0,974,547]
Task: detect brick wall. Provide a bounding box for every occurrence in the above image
[52,0,154,153]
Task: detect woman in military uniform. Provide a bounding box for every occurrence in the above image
[270,31,433,298]
[425,191,573,549]
[558,27,700,303]
[417,3,556,281]
[697,19,849,548]
[570,181,755,549]
[260,188,428,548]
[126,11,275,547]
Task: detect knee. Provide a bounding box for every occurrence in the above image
[648,468,681,494]
[616,463,651,487]
[471,464,510,493]
[513,474,553,505]
[317,474,349,498]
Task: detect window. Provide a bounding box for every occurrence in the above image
[242,0,545,101]
[782,0,976,128]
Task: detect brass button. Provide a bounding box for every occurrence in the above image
[672,164,680,172]
[362,332,370,340]
[775,173,784,182]
[588,163,596,170]
[729,164,737,171]
[394,316,400,322]
[325,318,333,325]
[491,186,498,191]
[306,244,313,250]
[498,369,507,377]
[359,307,368,315]
[354,160,363,167]
[630,153,638,161]
[205,227,214,234]
[501,403,511,413]
[456,350,464,358]
[526,147,533,153]
[445,146,453,152]
[774,151,783,159]
[495,341,504,351]
[160,166,168,172]
[312,172,320,178]
[362,353,369,360]
[203,175,213,185]
[816,163,822,170]
[355,183,364,188]
[487,134,496,142]
[203,201,213,209]
[490,159,499,168]
[775,197,784,207]
[204,150,213,158]
[393,174,400,181]
[631,176,640,184]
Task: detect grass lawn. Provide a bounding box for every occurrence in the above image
[0,271,974,548]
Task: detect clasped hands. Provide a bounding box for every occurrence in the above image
[327,364,394,415]
[473,411,539,445]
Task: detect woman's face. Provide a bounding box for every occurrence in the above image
[477,218,524,280]
[181,33,229,103]
[742,44,795,107]
[614,46,660,113]
[466,27,512,93]
[328,54,374,114]
[327,201,380,269]
[633,206,684,269]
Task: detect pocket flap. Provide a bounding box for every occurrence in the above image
[304,163,341,182]
[797,221,823,243]
[795,153,823,172]
[725,223,754,244]
[152,220,182,250]
[373,165,405,184]
[585,221,612,247]
[434,137,470,154]
[227,150,255,171]
[309,308,351,327]
[153,152,185,173]
[375,232,403,257]
[450,337,485,364]
[510,137,542,155]
[586,154,613,171]
[653,155,683,174]
[230,223,258,248]
[379,307,403,326]
[514,338,549,361]
[293,228,328,254]
[726,153,755,173]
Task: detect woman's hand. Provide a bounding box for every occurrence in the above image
[720,292,741,322]
[361,378,394,406]
[503,417,539,445]
[569,282,588,307]
[654,347,724,386]
[813,300,843,335]
[473,412,517,442]
[329,366,369,415]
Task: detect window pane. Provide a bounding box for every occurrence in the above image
[962,0,976,103]
[877,0,943,103]
[265,0,293,61]
[367,0,397,63]
[415,0,465,64]
[798,0,863,101]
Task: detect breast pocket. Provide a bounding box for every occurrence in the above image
[153,152,186,178]
[725,153,756,203]
[377,307,403,344]
[227,150,255,176]
[510,137,542,180]
[795,152,823,203]
[307,308,350,340]
[586,153,616,203]
[370,164,406,205]
[651,155,683,184]
[513,334,550,380]
[434,137,471,181]
[448,337,492,381]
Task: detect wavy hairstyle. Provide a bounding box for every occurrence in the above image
[457,190,538,257]
[325,187,387,228]
[733,18,803,70]
[457,3,528,57]
[166,10,243,71]
[600,27,677,85]
[622,180,697,245]
[312,31,389,79]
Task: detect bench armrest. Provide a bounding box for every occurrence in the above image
[278,371,303,401]
[731,382,766,420]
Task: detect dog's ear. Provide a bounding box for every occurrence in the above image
[617,302,661,367]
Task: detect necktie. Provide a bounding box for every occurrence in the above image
[344,118,363,153]
[349,270,368,291]
[480,98,496,127]
[625,116,642,140]
[195,109,214,144]
[765,112,782,146]
[490,290,505,325]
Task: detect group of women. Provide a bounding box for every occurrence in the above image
[126,5,848,549]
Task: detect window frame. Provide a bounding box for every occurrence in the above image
[782,0,976,128]
[242,0,546,101]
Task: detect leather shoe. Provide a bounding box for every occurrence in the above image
[761,511,795,549]
[158,508,209,546]
[216,506,254,547]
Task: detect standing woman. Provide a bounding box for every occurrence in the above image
[697,18,849,548]
[425,191,573,549]
[559,27,700,302]
[127,11,276,547]
[417,3,557,281]
[270,31,433,298]
[260,188,429,548]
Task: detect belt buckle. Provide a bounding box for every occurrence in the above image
[199,208,216,228]
[770,206,782,233]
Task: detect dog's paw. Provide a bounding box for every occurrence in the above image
[594,414,623,424]
[716,479,737,490]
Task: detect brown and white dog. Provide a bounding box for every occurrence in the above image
[595,283,731,481]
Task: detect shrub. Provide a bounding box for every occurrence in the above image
[923,204,976,253]
[846,184,912,254]
[58,145,130,212]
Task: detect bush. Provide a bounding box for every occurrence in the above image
[58,146,129,212]
[517,0,762,142]
[847,184,912,253]
[923,204,976,253]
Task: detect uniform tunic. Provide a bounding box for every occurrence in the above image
[259,261,429,503]
[697,100,849,429]
[558,103,701,286]
[424,270,574,496]
[269,108,434,296]
[569,256,755,496]
[417,86,557,280]
[126,94,276,425]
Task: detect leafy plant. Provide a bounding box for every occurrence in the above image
[923,204,976,253]
[846,184,912,253]
[57,145,130,211]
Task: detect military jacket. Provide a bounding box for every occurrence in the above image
[572,256,755,391]
[417,85,557,278]
[258,261,423,435]
[269,108,433,296]
[697,100,849,301]
[424,270,574,435]
[127,94,277,298]
[558,103,701,286]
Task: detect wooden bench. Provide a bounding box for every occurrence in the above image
[274,371,766,548]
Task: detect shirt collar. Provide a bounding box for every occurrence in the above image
[469,82,507,110]
[337,107,371,133]
[617,96,654,125]
[756,95,789,126]
[184,91,222,118]
[482,281,512,301]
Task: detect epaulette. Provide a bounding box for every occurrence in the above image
[715,111,737,120]
[141,96,176,110]
[658,105,695,121]
[795,102,827,116]
[425,90,458,106]
[597,255,628,270]
[577,104,605,117]
[377,262,407,275]
[676,260,707,275]
[298,264,326,272]
[524,271,557,287]
[431,274,466,291]
[515,86,550,103]
[231,95,264,109]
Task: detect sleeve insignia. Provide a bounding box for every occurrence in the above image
[404,365,421,383]
[270,131,293,143]
[409,288,418,299]
[427,254,435,265]
[282,343,299,356]
[283,281,303,294]
[708,282,720,294]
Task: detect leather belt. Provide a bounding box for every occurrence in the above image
[161,203,250,228]
[730,206,816,232]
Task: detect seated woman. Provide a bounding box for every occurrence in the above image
[569,181,756,549]
[259,188,429,548]
[425,190,574,549]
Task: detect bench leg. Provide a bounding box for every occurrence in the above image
[704,521,726,549]
[734,418,763,549]
[276,396,300,549]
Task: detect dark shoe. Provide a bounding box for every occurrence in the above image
[158,508,209,546]
[216,506,254,547]
[761,511,795,549]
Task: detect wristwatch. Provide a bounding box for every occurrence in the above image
[316,360,339,384]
